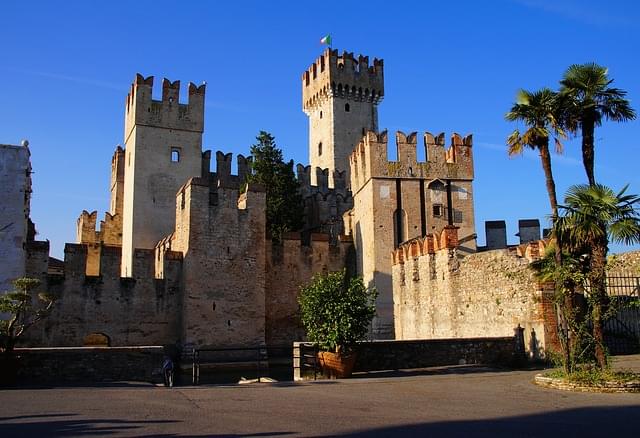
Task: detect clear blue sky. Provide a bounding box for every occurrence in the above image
[2,0,639,258]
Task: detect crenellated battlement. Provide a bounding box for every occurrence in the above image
[349,130,474,192]
[295,164,348,194]
[295,164,353,239]
[77,210,98,244]
[125,73,205,135]
[392,226,460,265]
[204,150,253,189]
[302,49,384,113]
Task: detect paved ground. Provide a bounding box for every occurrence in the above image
[1,356,639,437]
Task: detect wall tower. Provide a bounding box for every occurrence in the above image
[121,74,207,276]
[302,49,384,187]
[348,130,476,338]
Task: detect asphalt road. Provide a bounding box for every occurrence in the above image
[1,358,639,437]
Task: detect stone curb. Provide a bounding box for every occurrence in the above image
[534,373,640,393]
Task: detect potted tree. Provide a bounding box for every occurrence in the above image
[298,270,377,378]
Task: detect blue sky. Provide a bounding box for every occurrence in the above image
[2,0,640,258]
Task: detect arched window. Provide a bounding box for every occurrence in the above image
[171,148,180,163]
[318,142,323,156]
[393,209,407,247]
[319,110,323,119]
[345,103,350,112]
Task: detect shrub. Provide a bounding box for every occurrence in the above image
[298,270,377,353]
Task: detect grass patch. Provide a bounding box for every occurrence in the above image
[544,367,640,385]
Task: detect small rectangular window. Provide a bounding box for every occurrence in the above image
[171,147,181,163]
[454,210,463,223]
[432,204,443,217]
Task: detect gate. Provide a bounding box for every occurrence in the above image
[604,276,640,355]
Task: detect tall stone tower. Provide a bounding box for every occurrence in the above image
[121,74,206,276]
[349,131,476,338]
[302,49,384,187]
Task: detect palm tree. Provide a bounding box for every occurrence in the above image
[555,184,640,368]
[506,88,566,216]
[560,63,636,186]
[506,88,574,371]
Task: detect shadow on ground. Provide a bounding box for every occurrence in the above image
[350,363,547,379]
[336,406,640,437]
[0,414,178,436]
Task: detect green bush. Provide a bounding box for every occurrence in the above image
[298,270,377,353]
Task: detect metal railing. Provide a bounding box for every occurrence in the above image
[191,346,293,385]
[604,276,640,355]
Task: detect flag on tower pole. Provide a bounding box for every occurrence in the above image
[320,35,332,46]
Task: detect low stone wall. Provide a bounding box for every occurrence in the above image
[534,374,640,393]
[294,336,521,380]
[14,346,165,384]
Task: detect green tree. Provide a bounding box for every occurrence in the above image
[560,63,636,186]
[245,131,304,242]
[505,88,576,371]
[555,184,640,369]
[506,88,567,217]
[1,278,55,356]
[298,270,377,353]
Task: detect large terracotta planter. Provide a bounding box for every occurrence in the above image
[318,351,357,378]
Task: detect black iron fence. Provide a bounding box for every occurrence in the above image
[190,346,293,385]
[604,276,640,355]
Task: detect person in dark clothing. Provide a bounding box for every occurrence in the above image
[162,356,174,387]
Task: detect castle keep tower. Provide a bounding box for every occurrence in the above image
[121,74,206,276]
[302,49,384,187]
[349,131,476,338]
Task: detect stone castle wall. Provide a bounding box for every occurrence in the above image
[609,250,640,277]
[25,243,183,347]
[168,178,267,349]
[265,233,355,347]
[393,235,553,358]
[348,130,476,339]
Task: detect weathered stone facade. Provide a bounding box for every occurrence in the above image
[15,47,638,357]
[303,49,383,187]
[121,75,207,277]
[392,232,553,358]
[0,142,31,293]
[344,131,476,338]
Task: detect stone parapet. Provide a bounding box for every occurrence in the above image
[14,346,165,383]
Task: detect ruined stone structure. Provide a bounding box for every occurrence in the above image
[0,141,32,293]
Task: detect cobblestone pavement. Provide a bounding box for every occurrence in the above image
[1,356,639,437]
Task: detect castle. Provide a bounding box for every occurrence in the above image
[14,48,636,357]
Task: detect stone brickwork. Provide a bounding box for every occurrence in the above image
[294,336,520,380]
[76,147,125,249]
[0,142,31,293]
[25,243,183,347]
[121,75,208,277]
[15,346,164,383]
[347,131,476,339]
[393,232,551,359]
[609,250,640,276]
[297,164,353,239]
[534,374,640,393]
[168,176,267,349]
[265,233,354,347]
[303,49,384,186]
